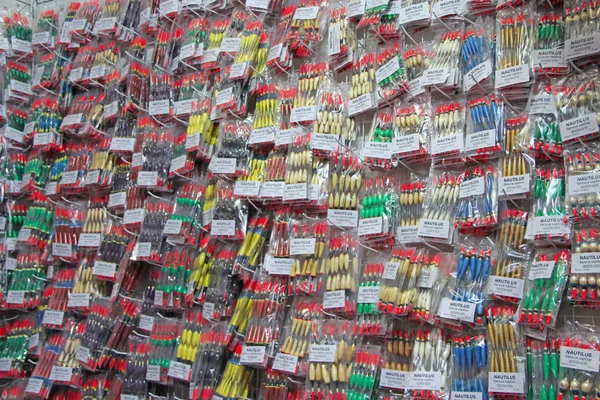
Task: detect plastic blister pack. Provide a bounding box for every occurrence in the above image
[519,249,568,329]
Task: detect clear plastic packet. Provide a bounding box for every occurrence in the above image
[188,94,218,161]
[266,8,294,75]
[570,224,600,307]
[287,0,328,57]
[564,0,600,67]
[556,67,600,147]
[462,16,494,94]
[202,18,229,71]
[32,53,63,92]
[292,61,330,129]
[137,126,175,189]
[520,83,561,161]
[564,143,600,222]
[53,199,87,262]
[323,229,359,317]
[148,69,174,119]
[436,236,496,328]
[430,96,467,164]
[235,211,271,275]
[70,253,109,310]
[5,11,32,58]
[178,17,209,66]
[359,172,398,247]
[529,163,570,245]
[121,334,150,398]
[92,217,132,286]
[114,0,143,41]
[456,163,499,234]
[494,6,535,100]
[409,252,448,324]
[251,78,280,147]
[348,41,376,118]
[85,139,116,188]
[326,151,363,227]
[33,9,59,49]
[357,0,389,28]
[418,165,460,244]
[241,271,288,368]
[464,94,504,161]
[0,313,36,376]
[124,58,150,113]
[289,217,328,295]
[170,311,210,383]
[421,22,464,92]
[346,345,380,399]
[5,252,45,310]
[75,296,118,371]
[284,133,313,204]
[154,245,195,310]
[394,95,432,163]
[487,243,530,305]
[308,159,330,212]
[123,186,148,233]
[375,40,408,105]
[260,149,287,202]
[363,107,397,170]
[135,196,172,263]
[211,179,248,240]
[26,319,85,397]
[397,172,426,245]
[189,321,230,400]
[378,247,422,318]
[147,315,182,384]
[311,80,348,159]
[70,0,101,43]
[486,304,527,399]
[497,207,529,252]
[20,191,54,251]
[356,253,385,337]
[210,117,252,178]
[306,320,356,399]
[405,326,452,400]
[164,182,206,246]
[214,65,248,117]
[519,249,568,328]
[213,349,255,399]
[5,61,33,103]
[524,335,561,400]
[451,331,488,396]
[3,105,29,146]
[277,297,321,377]
[533,12,569,77]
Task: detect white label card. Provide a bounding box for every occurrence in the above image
[531,216,570,236]
[249,127,275,145]
[488,373,525,394]
[348,0,366,17]
[380,369,410,389]
[75,345,89,362]
[146,365,161,381]
[283,182,308,201]
[560,346,600,372]
[323,290,346,309]
[499,174,530,197]
[358,286,380,304]
[208,158,237,174]
[438,298,476,322]
[93,261,117,278]
[327,209,359,228]
[139,315,154,331]
[234,180,261,197]
[409,371,442,390]
[294,6,320,20]
[43,310,64,326]
[572,253,600,273]
[264,256,295,275]
[431,133,464,155]
[137,171,158,187]
[376,56,401,84]
[565,33,600,60]
[272,353,298,373]
[108,192,126,208]
[211,220,236,237]
[50,366,73,382]
[26,378,44,394]
[397,2,429,24]
[290,106,317,123]
[163,219,183,235]
[363,141,394,159]
[240,346,266,364]
[433,0,466,17]
[168,360,192,381]
[465,129,497,152]
[348,93,374,116]
[53,243,72,257]
[418,219,450,240]
[0,359,11,372]
[495,64,530,89]
[308,344,337,362]
[451,393,483,400]
[311,133,339,152]
[383,262,400,280]
[359,216,383,236]
[260,181,285,198]
[529,261,555,280]
[560,113,599,142]
[459,177,485,198]
[220,38,241,53]
[68,293,90,308]
[487,276,525,299]
[569,172,600,196]
[328,23,341,56]
[290,238,316,255]
[417,267,438,288]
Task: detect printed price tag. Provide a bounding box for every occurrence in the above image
[137,171,158,187]
[211,220,236,236]
[362,141,394,159]
[249,127,276,144]
[559,347,600,372]
[323,290,346,309]
[229,62,247,79]
[186,133,200,150]
[60,170,79,185]
[103,101,119,120]
[124,208,145,225]
[202,302,215,320]
[272,353,298,373]
[397,2,429,24]
[311,133,340,152]
[290,238,316,255]
[240,346,266,364]
[276,128,302,147]
[85,170,100,185]
[11,37,32,54]
[149,100,170,116]
[110,137,135,152]
[432,0,466,18]
[382,262,400,280]
[348,0,366,17]
[6,290,23,304]
[308,344,337,362]
[135,242,152,258]
[396,134,421,155]
[89,65,106,80]
[94,17,116,32]
[423,67,449,85]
